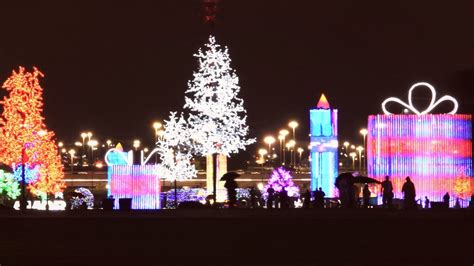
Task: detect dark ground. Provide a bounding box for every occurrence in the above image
[0,209,473,266]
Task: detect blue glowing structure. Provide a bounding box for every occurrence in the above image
[310,94,338,196]
[13,164,40,184]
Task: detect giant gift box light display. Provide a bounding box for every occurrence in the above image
[105,145,161,209]
[367,82,472,204]
[310,94,338,196]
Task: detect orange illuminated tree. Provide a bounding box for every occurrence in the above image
[0,67,65,197]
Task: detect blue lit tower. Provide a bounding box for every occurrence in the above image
[310,94,338,196]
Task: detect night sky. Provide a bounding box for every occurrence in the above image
[0,1,472,167]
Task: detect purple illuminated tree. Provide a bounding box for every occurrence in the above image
[263,167,300,199]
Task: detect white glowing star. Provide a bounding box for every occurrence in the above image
[381,82,458,115]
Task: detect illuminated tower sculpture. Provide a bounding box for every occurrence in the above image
[310,94,338,196]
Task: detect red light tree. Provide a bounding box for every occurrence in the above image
[0,67,65,197]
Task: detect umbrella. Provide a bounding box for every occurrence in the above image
[352,176,381,184]
[220,172,240,181]
[335,172,355,188]
[335,172,381,188]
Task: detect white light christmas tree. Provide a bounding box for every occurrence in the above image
[157,112,197,181]
[184,35,255,156]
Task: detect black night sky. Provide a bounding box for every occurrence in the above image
[0,1,472,167]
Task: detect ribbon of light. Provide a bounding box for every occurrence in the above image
[105,148,162,166]
[381,82,458,115]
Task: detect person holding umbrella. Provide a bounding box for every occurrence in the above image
[221,172,239,208]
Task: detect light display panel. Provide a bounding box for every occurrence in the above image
[108,165,161,209]
[367,114,472,203]
[310,94,338,196]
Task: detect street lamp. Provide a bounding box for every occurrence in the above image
[288,121,298,139]
[87,140,98,164]
[68,149,75,173]
[58,142,63,148]
[106,139,112,147]
[264,135,275,154]
[349,152,357,170]
[157,130,165,141]
[153,122,162,142]
[297,147,304,167]
[278,135,285,165]
[287,140,296,166]
[258,148,268,172]
[133,140,140,151]
[343,141,350,150]
[356,146,364,172]
[360,128,368,172]
[74,141,82,147]
[288,121,298,165]
[279,129,289,165]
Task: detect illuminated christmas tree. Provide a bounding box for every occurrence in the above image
[263,167,300,199]
[184,35,254,156]
[0,67,65,197]
[184,36,255,200]
[157,112,197,181]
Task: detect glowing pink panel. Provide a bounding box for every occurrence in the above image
[108,165,161,209]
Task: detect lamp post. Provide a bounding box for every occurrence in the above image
[356,146,364,172]
[360,128,368,172]
[133,139,140,151]
[68,149,75,174]
[349,152,357,170]
[258,148,267,171]
[287,140,296,166]
[289,121,298,165]
[278,135,284,165]
[279,129,289,165]
[297,147,303,168]
[153,122,162,142]
[264,136,275,164]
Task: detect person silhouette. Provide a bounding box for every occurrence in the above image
[224,178,238,209]
[424,196,430,209]
[402,176,416,210]
[443,192,450,208]
[267,187,275,209]
[279,188,289,209]
[363,184,371,209]
[381,176,394,209]
[249,187,257,209]
[302,189,311,209]
[315,187,325,208]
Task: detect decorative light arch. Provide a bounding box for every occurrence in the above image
[381,82,459,115]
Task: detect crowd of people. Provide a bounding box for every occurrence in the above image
[223,174,472,210]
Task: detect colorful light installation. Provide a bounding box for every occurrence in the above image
[310,94,338,196]
[108,165,161,209]
[368,82,472,204]
[0,170,20,200]
[0,67,65,196]
[263,167,300,199]
[13,165,39,184]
